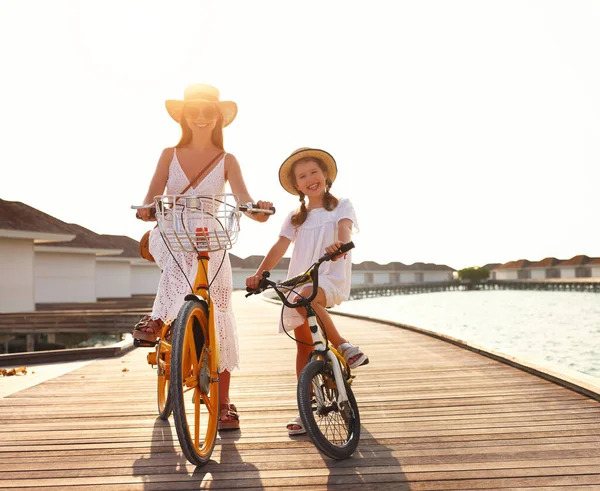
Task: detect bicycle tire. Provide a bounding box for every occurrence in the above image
[170,299,219,466]
[297,359,360,460]
[156,333,172,420]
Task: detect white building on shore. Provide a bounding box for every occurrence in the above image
[0,199,456,313]
[351,261,454,285]
[0,199,160,313]
[493,256,600,280]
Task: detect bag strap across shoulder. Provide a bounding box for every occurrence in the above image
[179,150,225,195]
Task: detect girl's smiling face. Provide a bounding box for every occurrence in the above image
[292,159,328,201]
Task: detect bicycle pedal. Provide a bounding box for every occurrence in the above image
[133,338,157,348]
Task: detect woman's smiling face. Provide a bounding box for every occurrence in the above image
[293,159,328,199]
[183,102,219,130]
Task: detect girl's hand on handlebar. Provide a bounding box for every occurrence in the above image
[253,200,274,223]
[245,273,263,290]
[325,241,347,261]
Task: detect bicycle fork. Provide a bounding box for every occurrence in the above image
[306,308,349,406]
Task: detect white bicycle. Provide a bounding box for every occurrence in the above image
[245,241,360,460]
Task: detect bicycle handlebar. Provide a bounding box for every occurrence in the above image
[245,241,355,309]
[239,203,276,215]
[131,202,276,220]
[131,203,156,220]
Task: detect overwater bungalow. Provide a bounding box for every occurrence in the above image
[1,199,455,313]
[493,255,600,280]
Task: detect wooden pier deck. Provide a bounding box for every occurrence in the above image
[1,291,599,490]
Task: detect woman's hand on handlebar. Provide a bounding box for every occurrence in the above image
[250,200,274,223]
[136,207,156,222]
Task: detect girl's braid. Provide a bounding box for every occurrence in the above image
[292,191,308,226]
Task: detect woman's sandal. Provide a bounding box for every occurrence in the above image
[218,403,240,431]
[132,315,163,342]
[286,415,306,436]
[338,342,369,369]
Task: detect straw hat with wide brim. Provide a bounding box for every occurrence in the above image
[165,84,238,127]
[279,148,338,195]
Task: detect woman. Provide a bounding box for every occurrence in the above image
[135,83,273,430]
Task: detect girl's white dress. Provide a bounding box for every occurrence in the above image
[148,149,239,373]
[278,198,358,332]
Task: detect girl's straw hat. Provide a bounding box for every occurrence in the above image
[279,147,338,195]
[165,84,238,127]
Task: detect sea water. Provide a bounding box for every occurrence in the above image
[332,289,600,380]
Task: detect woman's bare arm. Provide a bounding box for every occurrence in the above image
[224,153,272,222]
[137,148,173,221]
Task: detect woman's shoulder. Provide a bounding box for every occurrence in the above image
[223,152,238,169]
[156,147,176,169]
[162,147,176,156]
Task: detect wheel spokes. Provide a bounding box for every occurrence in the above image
[172,301,220,465]
[194,387,200,445]
[184,308,217,454]
[312,373,353,446]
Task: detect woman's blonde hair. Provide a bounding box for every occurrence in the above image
[290,157,338,226]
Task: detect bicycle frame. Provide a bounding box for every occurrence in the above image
[182,252,220,381]
[304,303,350,406]
[246,240,360,460]
[146,252,219,374]
[247,241,356,406]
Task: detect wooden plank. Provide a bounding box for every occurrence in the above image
[0,291,598,489]
[1,465,600,488]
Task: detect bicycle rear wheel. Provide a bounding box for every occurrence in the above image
[297,359,360,460]
[170,299,219,466]
[156,331,172,420]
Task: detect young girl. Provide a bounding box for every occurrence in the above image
[245,147,368,436]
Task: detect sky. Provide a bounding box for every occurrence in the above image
[1,0,598,270]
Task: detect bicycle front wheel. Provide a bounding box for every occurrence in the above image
[170,299,219,466]
[297,359,360,460]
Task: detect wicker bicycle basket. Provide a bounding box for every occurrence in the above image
[154,193,242,253]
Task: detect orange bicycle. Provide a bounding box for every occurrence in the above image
[132,193,274,466]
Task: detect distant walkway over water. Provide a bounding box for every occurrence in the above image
[350,279,600,299]
[1,291,599,489]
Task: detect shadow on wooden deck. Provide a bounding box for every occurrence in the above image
[0,291,598,489]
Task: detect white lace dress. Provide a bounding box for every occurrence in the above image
[148,149,239,372]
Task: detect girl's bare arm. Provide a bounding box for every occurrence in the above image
[337,218,353,243]
[325,218,354,260]
[246,236,291,288]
